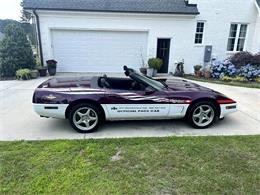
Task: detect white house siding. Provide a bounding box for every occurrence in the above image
[37,0,259,73]
[38,11,197,73]
[252,16,260,52]
[190,0,259,65]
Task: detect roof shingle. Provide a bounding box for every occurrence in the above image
[22,0,199,15]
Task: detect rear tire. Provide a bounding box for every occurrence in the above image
[187,101,218,129]
[68,103,103,133]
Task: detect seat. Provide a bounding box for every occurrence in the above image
[100,75,111,88]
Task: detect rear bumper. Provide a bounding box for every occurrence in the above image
[219,103,237,119]
[33,104,69,119]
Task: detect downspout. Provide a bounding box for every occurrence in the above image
[33,10,44,66]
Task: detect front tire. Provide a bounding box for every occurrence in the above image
[187,101,218,129]
[69,103,102,133]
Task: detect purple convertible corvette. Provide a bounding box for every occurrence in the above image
[33,66,237,133]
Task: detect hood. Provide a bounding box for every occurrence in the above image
[165,79,215,92]
[38,76,92,89]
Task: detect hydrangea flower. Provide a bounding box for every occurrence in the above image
[211,60,238,78]
[240,64,260,81]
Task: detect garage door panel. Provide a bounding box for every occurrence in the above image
[51,30,148,72]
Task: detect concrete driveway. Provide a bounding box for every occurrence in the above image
[0,74,260,141]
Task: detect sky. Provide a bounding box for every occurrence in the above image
[0,0,23,20]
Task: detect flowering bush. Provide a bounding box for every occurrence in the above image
[211,60,260,81]
[240,64,260,81]
[221,76,247,82]
[211,60,239,79]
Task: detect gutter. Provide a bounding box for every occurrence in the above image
[24,7,200,15]
[255,0,260,17]
[33,10,44,66]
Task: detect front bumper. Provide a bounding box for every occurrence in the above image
[33,104,69,119]
[219,103,237,119]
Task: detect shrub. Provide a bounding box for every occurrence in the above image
[240,64,260,81]
[230,51,254,68]
[0,24,35,77]
[221,76,247,82]
[220,76,233,82]
[194,65,202,71]
[211,60,238,79]
[148,58,163,70]
[16,68,31,80]
[252,53,260,67]
[233,76,248,82]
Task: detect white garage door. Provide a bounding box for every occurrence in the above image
[51,30,148,72]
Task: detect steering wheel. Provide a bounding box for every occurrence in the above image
[130,81,138,90]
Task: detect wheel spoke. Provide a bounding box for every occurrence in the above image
[77,112,83,117]
[205,117,210,121]
[199,116,204,124]
[83,120,90,127]
[85,109,90,116]
[76,119,83,124]
[193,113,200,118]
[204,108,211,114]
[89,116,97,121]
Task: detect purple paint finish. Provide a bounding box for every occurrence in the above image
[33,76,235,106]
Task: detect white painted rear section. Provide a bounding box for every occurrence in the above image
[33,104,69,119]
[51,30,148,72]
[219,103,238,119]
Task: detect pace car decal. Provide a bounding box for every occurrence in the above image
[102,104,169,119]
[110,105,167,113]
[101,104,190,120]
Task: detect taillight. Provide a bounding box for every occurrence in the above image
[217,99,236,104]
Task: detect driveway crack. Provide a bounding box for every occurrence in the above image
[238,110,260,123]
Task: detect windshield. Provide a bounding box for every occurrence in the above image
[131,71,166,91]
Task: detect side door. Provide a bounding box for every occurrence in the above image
[101,89,170,120]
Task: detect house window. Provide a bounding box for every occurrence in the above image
[227,24,248,51]
[194,21,205,44]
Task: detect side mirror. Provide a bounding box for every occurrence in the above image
[145,86,155,95]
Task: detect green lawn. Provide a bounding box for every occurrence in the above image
[1,136,260,194]
[183,75,260,89]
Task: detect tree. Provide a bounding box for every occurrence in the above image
[0,19,36,46]
[0,19,19,33]
[20,10,32,23]
[0,24,35,77]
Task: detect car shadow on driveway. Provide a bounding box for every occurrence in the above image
[84,119,189,139]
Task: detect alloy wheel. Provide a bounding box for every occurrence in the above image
[192,105,215,127]
[72,107,98,131]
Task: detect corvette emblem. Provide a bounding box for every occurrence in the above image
[45,94,57,100]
